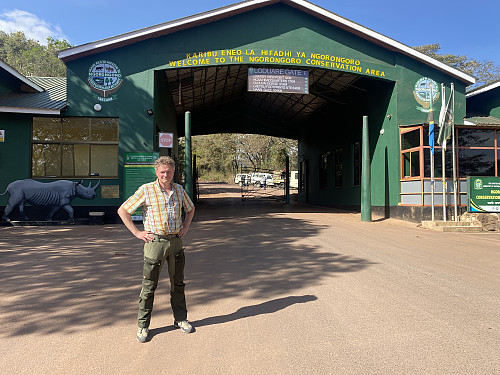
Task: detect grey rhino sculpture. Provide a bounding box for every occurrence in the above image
[1,179,100,221]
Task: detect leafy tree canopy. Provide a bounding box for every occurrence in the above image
[414,43,500,90]
[187,133,298,182]
[0,31,72,77]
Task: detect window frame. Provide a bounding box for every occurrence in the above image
[353,141,361,186]
[334,147,342,188]
[400,126,423,180]
[319,152,329,190]
[31,117,119,179]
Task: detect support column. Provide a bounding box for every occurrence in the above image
[285,155,290,204]
[184,111,193,200]
[361,116,372,222]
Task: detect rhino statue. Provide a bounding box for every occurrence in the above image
[1,179,100,221]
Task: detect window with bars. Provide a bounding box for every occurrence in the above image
[353,141,361,186]
[334,147,342,188]
[319,152,329,190]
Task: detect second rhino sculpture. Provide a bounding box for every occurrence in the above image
[1,179,100,221]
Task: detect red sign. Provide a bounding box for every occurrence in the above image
[159,132,173,148]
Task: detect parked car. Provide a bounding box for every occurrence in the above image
[250,172,274,187]
[234,173,251,186]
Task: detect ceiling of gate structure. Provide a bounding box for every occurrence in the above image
[163,65,367,139]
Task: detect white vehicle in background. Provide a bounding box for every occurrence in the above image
[250,172,274,187]
[234,173,251,186]
[289,170,299,189]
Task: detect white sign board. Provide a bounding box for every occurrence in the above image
[0,130,4,142]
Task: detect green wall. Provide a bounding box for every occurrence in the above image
[0,113,32,206]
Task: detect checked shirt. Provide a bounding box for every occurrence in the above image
[121,180,194,235]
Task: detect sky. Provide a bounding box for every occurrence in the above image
[1,0,499,66]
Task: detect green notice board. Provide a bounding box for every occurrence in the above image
[124,152,159,220]
[467,176,500,213]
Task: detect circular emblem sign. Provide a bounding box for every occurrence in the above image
[474,178,483,190]
[87,60,122,101]
[413,77,439,113]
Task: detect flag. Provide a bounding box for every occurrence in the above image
[437,87,454,150]
[427,84,435,155]
[428,110,435,155]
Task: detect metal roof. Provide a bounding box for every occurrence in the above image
[0,77,66,115]
[58,0,475,85]
[464,116,500,126]
[164,64,377,139]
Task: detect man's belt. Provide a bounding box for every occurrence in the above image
[152,233,179,240]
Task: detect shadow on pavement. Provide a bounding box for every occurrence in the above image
[0,184,374,337]
[149,295,318,340]
[192,294,318,328]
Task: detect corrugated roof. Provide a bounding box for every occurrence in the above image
[58,0,475,85]
[464,116,500,126]
[0,77,66,115]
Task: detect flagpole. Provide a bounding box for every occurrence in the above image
[437,82,454,222]
[442,134,446,221]
[451,83,457,221]
[436,83,446,222]
[431,149,435,221]
[429,83,435,221]
[439,83,446,221]
[439,85,446,222]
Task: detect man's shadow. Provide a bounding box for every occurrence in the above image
[149,295,317,339]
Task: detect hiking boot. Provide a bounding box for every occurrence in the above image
[174,320,192,333]
[136,327,149,343]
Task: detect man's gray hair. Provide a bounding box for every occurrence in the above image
[154,156,176,169]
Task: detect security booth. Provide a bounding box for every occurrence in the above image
[1,0,485,223]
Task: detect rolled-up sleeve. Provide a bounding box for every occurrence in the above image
[181,188,194,212]
[121,186,146,214]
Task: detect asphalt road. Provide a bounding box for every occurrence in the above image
[0,183,498,374]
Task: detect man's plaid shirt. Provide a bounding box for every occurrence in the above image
[121,180,194,235]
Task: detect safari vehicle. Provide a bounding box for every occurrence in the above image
[250,172,274,187]
[234,173,251,186]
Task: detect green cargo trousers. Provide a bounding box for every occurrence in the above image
[138,235,187,329]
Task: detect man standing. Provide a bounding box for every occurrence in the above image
[117,156,195,343]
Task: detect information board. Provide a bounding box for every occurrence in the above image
[248,67,309,94]
[467,176,500,213]
[124,152,159,220]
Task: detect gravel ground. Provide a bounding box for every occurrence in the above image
[0,183,498,374]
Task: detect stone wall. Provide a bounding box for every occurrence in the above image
[460,213,500,232]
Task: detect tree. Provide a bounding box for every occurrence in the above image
[185,133,297,182]
[0,31,72,77]
[413,43,500,89]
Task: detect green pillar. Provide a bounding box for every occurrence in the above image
[285,155,290,204]
[361,115,372,222]
[184,111,193,200]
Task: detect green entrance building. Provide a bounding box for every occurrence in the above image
[3,0,494,223]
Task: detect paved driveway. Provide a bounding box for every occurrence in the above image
[0,183,498,374]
